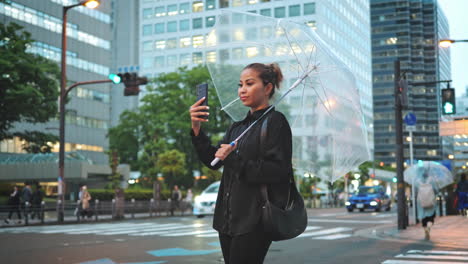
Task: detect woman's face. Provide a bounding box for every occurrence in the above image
[238,68,272,111]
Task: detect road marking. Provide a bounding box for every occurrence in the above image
[382,260,464,264]
[131,224,207,236]
[96,224,182,235]
[298,227,353,238]
[406,250,468,256]
[382,249,468,264]
[161,229,217,237]
[311,233,352,240]
[395,254,468,261]
[39,223,154,234]
[309,218,392,224]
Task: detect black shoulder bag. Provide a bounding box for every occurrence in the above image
[259,117,308,241]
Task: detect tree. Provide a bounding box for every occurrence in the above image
[157,149,187,188]
[0,22,60,150]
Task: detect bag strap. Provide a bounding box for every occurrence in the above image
[260,117,269,202]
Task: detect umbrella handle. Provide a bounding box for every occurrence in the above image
[210,141,236,166]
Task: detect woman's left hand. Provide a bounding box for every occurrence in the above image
[215,142,237,161]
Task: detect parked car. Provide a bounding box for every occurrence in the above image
[193,181,220,218]
[345,186,391,212]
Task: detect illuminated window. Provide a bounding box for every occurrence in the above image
[167,21,177,32]
[206,51,216,63]
[234,29,245,41]
[155,6,166,17]
[260,9,271,17]
[206,16,216,27]
[143,8,152,19]
[193,18,203,29]
[193,52,203,64]
[142,24,152,36]
[386,37,398,45]
[289,5,300,17]
[180,2,190,14]
[206,0,215,10]
[306,21,316,30]
[248,0,258,4]
[167,4,178,16]
[304,3,315,15]
[192,35,204,47]
[155,23,165,34]
[155,56,165,68]
[219,0,229,8]
[180,53,191,65]
[246,47,258,58]
[274,7,285,18]
[180,19,190,31]
[155,40,166,49]
[232,0,243,7]
[180,37,191,48]
[167,38,177,49]
[193,1,204,12]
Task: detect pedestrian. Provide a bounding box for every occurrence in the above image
[185,188,194,213]
[31,185,44,220]
[80,185,92,219]
[170,185,182,216]
[4,186,22,224]
[456,173,468,216]
[416,172,437,240]
[190,62,291,263]
[21,182,32,218]
[114,187,125,220]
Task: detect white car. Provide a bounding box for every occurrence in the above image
[193,181,220,217]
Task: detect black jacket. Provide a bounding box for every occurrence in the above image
[191,107,292,236]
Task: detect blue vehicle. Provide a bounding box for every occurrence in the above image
[346,186,391,212]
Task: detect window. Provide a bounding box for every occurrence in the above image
[232,48,243,59]
[180,19,190,31]
[142,41,152,52]
[180,53,191,65]
[167,4,178,16]
[193,52,203,64]
[155,6,166,17]
[155,40,166,49]
[206,16,216,27]
[192,35,204,47]
[193,18,203,29]
[167,55,178,67]
[167,21,177,32]
[233,13,244,24]
[289,5,300,17]
[232,0,243,7]
[304,3,315,15]
[142,24,152,36]
[248,0,258,4]
[206,51,216,63]
[246,47,258,58]
[193,1,204,12]
[307,21,316,30]
[180,2,190,14]
[260,8,271,17]
[155,23,165,34]
[143,8,152,19]
[167,38,177,49]
[180,37,191,48]
[219,0,229,8]
[155,56,165,68]
[206,0,215,10]
[274,7,285,18]
[219,49,229,62]
[142,57,152,68]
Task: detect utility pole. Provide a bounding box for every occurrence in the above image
[394,60,407,230]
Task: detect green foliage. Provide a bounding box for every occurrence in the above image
[157,149,187,188]
[12,131,58,153]
[0,22,60,143]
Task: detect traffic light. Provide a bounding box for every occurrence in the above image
[109,72,148,96]
[441,87,455,115]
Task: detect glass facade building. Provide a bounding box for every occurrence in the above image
[371,0,451,166]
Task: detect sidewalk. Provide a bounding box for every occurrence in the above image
[357,215,468,248]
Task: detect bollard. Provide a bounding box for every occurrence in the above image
[76,200,81,222]
[131,198,135,219]
[438,195,443,217]
[94,199,99,221]
[56,199,62,222]
[111,199,116,219]
[40,201,45,224]
[150,198,154,217]
[24,201,30,226]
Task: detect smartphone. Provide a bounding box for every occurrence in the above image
[196,83,208,119]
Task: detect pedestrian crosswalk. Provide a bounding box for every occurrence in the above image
[382,250,468,264]
[0,220,355,241]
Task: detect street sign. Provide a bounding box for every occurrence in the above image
[406,125,416,132]
[404,113,417,126]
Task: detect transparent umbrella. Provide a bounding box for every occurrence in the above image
[204,10,370,182]
[404,161,453,191]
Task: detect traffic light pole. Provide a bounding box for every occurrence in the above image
[394,60,407,230]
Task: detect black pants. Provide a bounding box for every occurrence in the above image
[219,228,272,264]
[7,205,22,220]
[422,212,436,227]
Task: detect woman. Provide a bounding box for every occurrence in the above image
[190,63,292,263]
[416,173,437,240]
[81,185,92,219]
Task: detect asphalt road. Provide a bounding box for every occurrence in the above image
[0,207,466,264]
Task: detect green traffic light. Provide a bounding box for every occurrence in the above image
[109,74,121,84]
[392,177,397,183]
[443,102,454,114]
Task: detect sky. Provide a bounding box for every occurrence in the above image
[438,0,468,97]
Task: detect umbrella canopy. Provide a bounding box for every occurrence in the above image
[404,161,453,191]
[204,10,370,182]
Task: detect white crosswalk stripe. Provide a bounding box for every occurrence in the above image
[382,249,468,264]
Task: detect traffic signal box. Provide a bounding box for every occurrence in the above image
[109,72,148,96]
[441,87,456,115]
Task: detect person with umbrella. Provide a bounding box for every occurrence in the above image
[415,171,438,240]
[190,63,291,263]
[456,173,468,216]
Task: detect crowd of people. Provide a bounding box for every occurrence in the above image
[4,182,44,224]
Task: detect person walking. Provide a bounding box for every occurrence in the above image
[4,186,22,224]
[170,185,182,216]
[21,183,32,219]
[80,185,92,219]
[416,172,437,240]
[456,173,468,216]
[190,63,291,263]
[31,185,44,220]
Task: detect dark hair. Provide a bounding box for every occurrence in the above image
[243,63,284,98]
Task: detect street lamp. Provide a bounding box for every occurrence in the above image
[439,39,468,48]
[58,0,100,222]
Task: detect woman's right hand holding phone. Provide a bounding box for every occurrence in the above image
[190,97,209,136]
